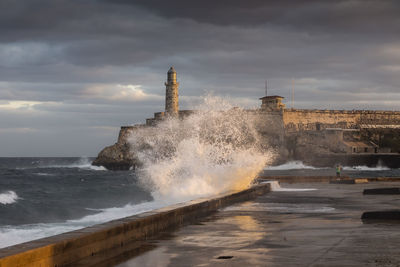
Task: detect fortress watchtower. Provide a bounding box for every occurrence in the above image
[260,95,286,111]
[165,66,179,116]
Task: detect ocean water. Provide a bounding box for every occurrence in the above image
[0,157,161,248]
[0,157,399,249]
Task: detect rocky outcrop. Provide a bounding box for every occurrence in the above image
[92,143,136,170]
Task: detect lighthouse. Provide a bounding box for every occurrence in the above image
[165,66,179,116]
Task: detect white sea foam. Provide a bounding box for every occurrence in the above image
[262,180,317,192]
[41,157,107,171]
[68,200,171,225]
[265,161,325,170]
[0,191,19,205]
[0,199,170,248]
[35,172,55,176]
[343,165,391,171]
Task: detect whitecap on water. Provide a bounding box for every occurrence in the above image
[38,157,107,171]
[35,172,55,176]
[342,165,391,171]
[0,191,20,205]
[265,161,326,170]
[0,197,181,249]
[260,180,317,192]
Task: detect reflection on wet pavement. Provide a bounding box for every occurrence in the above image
[177,215,265,248]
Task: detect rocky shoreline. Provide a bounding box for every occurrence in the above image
[92,143,136,170]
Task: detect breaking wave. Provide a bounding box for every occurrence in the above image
[263,180,317,192]
[0,199,169,248]
[129,95,273,201]
[0,191,19,205]
[342,165,391,171]
[265,161,324,170]
[42,157,106,171]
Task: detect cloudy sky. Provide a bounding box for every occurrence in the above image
[1,0,400,156]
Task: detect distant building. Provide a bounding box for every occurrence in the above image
[165,66,179,116]
[259,95,286,111]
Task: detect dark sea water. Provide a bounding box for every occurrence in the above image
[0,157,155,248]
[0,157,398,249]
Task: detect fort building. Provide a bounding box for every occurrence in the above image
[260,95,285,111]
[93,68,400,170]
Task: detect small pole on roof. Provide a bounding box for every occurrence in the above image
[265,80,268,96]
[291,78,295,109]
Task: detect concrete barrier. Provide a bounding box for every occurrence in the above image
[330,178,369,184]
[361,210,400,221]
[0,183,271,267]
[363,188,400,195]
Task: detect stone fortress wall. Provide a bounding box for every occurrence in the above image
[118,109,400,146]
[283,109,400,132]
[92,67,400,170]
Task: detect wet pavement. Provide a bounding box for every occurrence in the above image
[115,182,400,267]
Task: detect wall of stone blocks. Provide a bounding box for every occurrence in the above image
[283,109,400,132]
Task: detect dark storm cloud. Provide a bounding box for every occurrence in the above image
[0,0,399,156]
[115,0,400,35]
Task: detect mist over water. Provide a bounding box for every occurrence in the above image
[130,95,273,201]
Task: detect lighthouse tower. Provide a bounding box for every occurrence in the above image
[165,66,179,116]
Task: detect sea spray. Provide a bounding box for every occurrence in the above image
[262,181,317,192]
[265,161,327,170]
[129,95,273,200]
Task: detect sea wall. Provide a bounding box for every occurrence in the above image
[283,109,400,132]
[0,184,271,267]
[250,110,285,145]
[301,153,400,168]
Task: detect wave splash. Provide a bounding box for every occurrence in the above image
[0,191,19,205]
[130,95,273,202]
[342,165,391,171]
[0,199,169,248]
[265,161,325,170]
[262,180,317,192]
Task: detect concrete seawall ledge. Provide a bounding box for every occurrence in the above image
[0,183,271,267]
